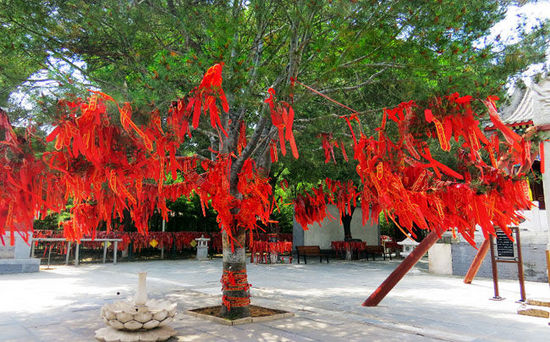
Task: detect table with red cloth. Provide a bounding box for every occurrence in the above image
[331,241,367,259]
[251,241,293,263]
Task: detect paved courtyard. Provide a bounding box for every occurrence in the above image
[0,258,548,341]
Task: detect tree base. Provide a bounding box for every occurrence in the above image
[187,305,293,326]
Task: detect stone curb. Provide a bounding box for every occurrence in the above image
[186,309,294,326]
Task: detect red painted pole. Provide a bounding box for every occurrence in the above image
[489,233,502,299]
[363,231,440,307]
[515,228,526,302]
[464,239,490,284]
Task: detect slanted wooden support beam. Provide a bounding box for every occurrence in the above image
[464,239,490,284]
[363,231,440,307]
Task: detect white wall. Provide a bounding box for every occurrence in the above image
[428,243,452,275]
[301,205,379,249]
[517,202,548,232]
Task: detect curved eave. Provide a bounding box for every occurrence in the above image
[484,120,533,131]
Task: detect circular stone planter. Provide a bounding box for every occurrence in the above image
[94,326,176,342]
[101,299,177,331]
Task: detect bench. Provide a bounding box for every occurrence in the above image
[364,245,385,261]
[296,246,329,264]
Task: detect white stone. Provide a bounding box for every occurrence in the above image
[158,317,172,327]
[153,310,167,321]
[134,312,152,323]
[428,243,452,275]
[123,320,143,331]
[0,232,32,259]
[101,297,176,331]
[109,320,124,330]
[398,237,420,258]
[134,272,147,305]
[95,326,177,342]
[195,236,210,260]
[142,320,160,329]
[116,312,133,323]
[104,309,116,320]
[0,232,40,274]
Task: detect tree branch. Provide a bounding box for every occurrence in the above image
[319,67,389,94]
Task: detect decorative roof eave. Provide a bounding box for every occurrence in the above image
[485,76,550,131]
[484,120,533,132]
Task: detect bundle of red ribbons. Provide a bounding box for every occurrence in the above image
[0,62,535,252]
[295,93,533,245]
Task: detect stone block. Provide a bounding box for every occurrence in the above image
[517,306,549,318]
[0,232,32,259]
[428,243,452,275]
[0,258,40,274]
[527,298,550,308]
[0,245,15,259]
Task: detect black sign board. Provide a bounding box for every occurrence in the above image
[495,230,515,258]
[488,227,525,302]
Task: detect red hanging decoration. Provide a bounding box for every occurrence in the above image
[540,141,545,174]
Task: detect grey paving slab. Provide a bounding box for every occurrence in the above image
[0,258,548,341]
[0,324,36,342]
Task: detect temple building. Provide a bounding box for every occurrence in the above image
[445,76,550,283]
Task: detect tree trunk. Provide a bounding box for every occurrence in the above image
[220,228,250,318]
[342,206,355,241]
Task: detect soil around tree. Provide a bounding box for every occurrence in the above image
[190,305,287,320]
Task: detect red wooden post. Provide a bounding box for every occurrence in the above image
[363,231,440,307]
[515,228,526,302]
[464,239,490,284]
[488,234,502,300]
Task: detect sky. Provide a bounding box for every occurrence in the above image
[488,1,550,83]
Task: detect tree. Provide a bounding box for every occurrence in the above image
[0,64,535,318]
[0,0,548,319]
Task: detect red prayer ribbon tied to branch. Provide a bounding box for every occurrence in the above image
[294,88,533,245]
[264,88,299,159]
[0,63,278,252]
[0,62,535,252]
[319,133,349,164]
[221,269,251,310]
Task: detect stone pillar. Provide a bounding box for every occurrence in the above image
[531,78,550,283]
[0,232,40,274]
[542,140,550,283]
[428,233,453,275]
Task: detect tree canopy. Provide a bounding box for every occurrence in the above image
[2,1,548,121]
[3,0,547,196]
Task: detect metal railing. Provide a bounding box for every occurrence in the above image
[30,238,122,266]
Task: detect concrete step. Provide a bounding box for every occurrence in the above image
[526,297,550,308]
[517,305,550,319]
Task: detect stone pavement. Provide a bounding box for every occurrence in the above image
[0,258,548,341]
